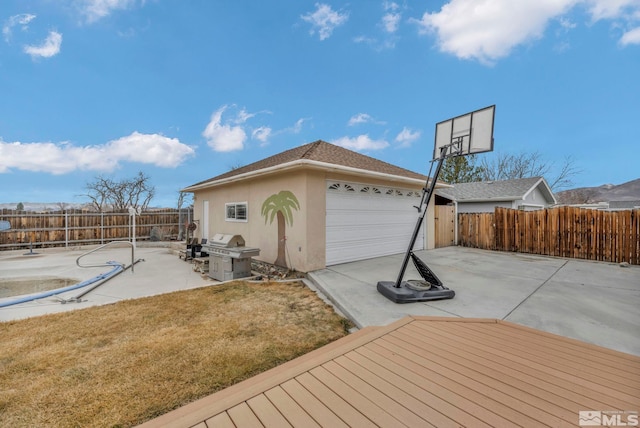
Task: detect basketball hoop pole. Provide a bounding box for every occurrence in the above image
[378,105,494,303]
[394,144,448,287]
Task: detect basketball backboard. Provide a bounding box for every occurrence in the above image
[433,105,495,160]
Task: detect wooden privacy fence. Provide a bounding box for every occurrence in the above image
[0,208,192,250]
[459,206,640,265]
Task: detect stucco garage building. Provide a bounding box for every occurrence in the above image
[183,140,446,272]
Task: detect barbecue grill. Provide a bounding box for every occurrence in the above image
[204,233,260,281]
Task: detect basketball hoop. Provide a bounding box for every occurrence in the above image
[377,105,496,303]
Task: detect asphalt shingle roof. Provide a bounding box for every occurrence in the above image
[187,140,426,188]
[437,176,547,201]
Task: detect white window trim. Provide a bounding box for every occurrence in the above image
[225,202,248,222]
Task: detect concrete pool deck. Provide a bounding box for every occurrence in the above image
[0,243,213,322]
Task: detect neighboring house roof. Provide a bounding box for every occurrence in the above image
[183,140,431,191]
[437,176,557,204]
[140,316,640,428]
[609,200,640,209]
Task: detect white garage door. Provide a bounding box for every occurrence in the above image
[326,181,425,266]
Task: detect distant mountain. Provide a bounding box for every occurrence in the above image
[556,178,640,204]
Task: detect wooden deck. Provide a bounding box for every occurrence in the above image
[139,316,640,428]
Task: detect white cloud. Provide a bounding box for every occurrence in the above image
[395,127,421,147]
[415,0,578,64]
[415,0,640,63]
[332,135,389,151]
[3,13,36,42]
[235,108,256,124]
[586,0,638,21]
[348,113,386,126]
[77,0,139,23]
[202,106,248,152]
[23,31,63,58]
[620,26,640,45]
[105,132,195,167]
[348,113,373,126]
[382,2,401,33]
[252,126,272,143]
[301,3,349,40]
[0,133,194,174]
[288,118,307,133]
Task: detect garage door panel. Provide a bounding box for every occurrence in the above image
[326,181,424,266]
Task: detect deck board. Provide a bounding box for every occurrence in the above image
[379,331,574,427]
[295,371,377,427]
[138,317,640,428]
[246,394,292,428]
[461,322,640,385]
[407,322,639,408]
[280,379,349,428]
[204,412,235,428]
[226,402,263,428]
[321,359,431,427]
[263,386,321,428]
[434,322,640,396]
[357,344,496,428]
[308,365,408,428]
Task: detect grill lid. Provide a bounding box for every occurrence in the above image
[209,233,245,248]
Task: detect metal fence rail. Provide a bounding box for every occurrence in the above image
[0,208,193,250]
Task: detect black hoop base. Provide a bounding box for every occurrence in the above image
[377,281,455,303]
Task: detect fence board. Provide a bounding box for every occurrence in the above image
[0,208,191,250]
[459,207,640,265]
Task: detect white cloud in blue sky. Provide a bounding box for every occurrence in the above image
[621,26,640,45]
[0,0,638,206]
[23,30,62,58]
[2,13,36,42]
[301,3,349,40]
[202,106,249,153]
[395,128,421,148]
[416,0,640,63]
[348,113,386,127]
[76,0,140,23]
[381,2,401,33]
[333,135,390,151]
[0,133,194,174]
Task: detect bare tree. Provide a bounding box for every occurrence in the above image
[177,191,192,210]
[479,151,580,191]
[84,171,155,212]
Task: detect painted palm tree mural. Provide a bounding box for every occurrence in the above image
[261,190,300,267]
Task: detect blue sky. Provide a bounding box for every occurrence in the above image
[1,0,638,208]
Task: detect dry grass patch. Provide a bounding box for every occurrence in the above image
[0,280,352,427]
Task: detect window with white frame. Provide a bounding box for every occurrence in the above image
[225,202,248,221]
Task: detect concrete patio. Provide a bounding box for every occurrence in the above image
[308,246,640,356]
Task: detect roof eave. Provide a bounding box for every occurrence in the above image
[182,159,450,192]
